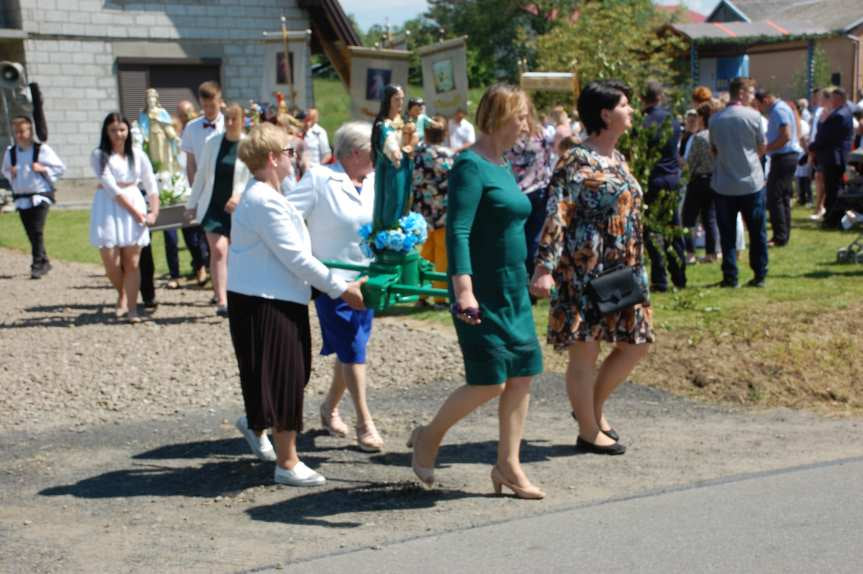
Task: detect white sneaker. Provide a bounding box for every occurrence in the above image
[234,416,276,462]
[274,461,326,486]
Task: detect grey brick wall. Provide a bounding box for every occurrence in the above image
[23,38,115,178]
[15,0,314,180]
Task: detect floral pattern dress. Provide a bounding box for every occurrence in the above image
[504,132,552,194]
[411,143,454,229]
[535,143,654,349]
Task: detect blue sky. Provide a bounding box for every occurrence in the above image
[342,1,721,32]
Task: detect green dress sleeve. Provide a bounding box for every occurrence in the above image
[446,155,483,276]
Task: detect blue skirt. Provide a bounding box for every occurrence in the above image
[314,295,374,364]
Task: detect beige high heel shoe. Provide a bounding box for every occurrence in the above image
[406,426,434,488]
[490,466,545,500]
[356,422,384,453]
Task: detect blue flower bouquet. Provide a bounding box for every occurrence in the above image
[359,212,428,257]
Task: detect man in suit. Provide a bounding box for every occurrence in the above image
[641,80,686,292]
[810,87,854,228]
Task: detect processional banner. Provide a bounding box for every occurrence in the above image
[417,37,469,117]
[347,46,411,120]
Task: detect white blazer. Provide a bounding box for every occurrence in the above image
[186,133,251,222]
[227,179,348,304]
[287,162,375,282]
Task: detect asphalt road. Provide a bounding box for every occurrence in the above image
[279,456,863,574]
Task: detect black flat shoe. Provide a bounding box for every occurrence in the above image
[571,412,620,442]
[601,428,620,441]
[576,436,626,455]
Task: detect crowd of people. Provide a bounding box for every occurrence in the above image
[2,74,862,497]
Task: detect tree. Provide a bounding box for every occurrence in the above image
[535,0,686,93]
[425,0,580,86]
[791,45,831,99]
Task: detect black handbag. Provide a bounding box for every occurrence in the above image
[584,265,647,317]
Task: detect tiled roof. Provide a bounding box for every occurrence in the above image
[709,0,863,33]
[673,19,828,41]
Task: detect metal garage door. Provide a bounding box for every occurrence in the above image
[117,59,221,121]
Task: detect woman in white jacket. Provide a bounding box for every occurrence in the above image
[287,122,383,452]
[186,104,251,316]
[228,123,366,486]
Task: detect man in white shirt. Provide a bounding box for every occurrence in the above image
[180,81,223,284]
[302,107,331,166]
[1,115,65,279]
[448,107,476,151]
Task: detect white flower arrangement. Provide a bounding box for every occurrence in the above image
[157,171,191,206]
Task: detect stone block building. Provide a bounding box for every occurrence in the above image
[0,0,358,182]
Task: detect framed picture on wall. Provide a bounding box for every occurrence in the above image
[276,51,294,85]
[366,68,392,101]
[432,59,455,94]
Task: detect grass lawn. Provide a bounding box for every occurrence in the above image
[0,210,195,278]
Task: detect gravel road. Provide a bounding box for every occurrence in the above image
[0,247,465,433]
[3,247,863,574]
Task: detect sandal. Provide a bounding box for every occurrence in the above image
[356,422,384,453]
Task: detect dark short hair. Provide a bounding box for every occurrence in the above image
[425,116,447,145]
[578,80,632,136]
[832,87,847,99]
[729,77,755,100]
[408,97,424,109]
[696,101,716,129]
[754,88,768,102]
[642,80,663,104]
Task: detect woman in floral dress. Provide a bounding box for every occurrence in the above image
[530,80,653,456]
[412,116,454,303]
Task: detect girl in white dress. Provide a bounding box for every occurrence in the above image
[89,113,159,323]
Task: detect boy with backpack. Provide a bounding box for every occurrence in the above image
[1,115,65,278]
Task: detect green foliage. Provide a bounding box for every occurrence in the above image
[535,0,686,91]
[426,0,580,86]
[791,45,831,99]
[619,109,685,266]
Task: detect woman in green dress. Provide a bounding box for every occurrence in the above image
[408,85,545,500]
[186,104,251,316]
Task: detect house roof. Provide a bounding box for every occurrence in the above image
[656,5,706,23]
[673,19,829,43]
[707,0,863,33]
[297,0,362,88]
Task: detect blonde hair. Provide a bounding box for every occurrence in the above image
[277,112,303,135]
[224,103,244,123]
[238,123,289,172]
[475,84,528,135]
[550,105,568,125]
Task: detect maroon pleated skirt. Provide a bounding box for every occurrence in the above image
[227,291,311,433]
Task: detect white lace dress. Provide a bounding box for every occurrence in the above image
[89,149,157,248]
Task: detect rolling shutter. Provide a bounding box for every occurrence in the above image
[117,61,221,121]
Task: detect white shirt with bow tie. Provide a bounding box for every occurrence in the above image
[285,162,375,283]
[181,112,224,168]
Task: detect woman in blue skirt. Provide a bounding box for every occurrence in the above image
[288,121,383,452]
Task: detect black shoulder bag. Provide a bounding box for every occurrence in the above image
[584,265,647,318]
